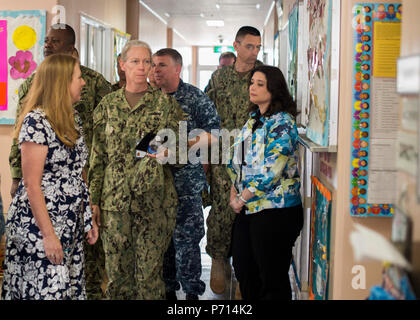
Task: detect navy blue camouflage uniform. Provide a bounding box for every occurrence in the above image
[163,79,220,296]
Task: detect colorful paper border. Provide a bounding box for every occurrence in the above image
[349,3,401,217]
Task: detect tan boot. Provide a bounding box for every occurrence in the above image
[235,282,242,300]
[210,258,226,294]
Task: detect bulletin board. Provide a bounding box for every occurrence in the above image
[0,10,46,125]
[291,143,314,295]
[309,176,331,300]
[305,0,340,148]
[112,28,130,83]
[349,3,401,217]
[287,4,299,101]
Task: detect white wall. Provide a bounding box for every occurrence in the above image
[138,3,167,54]
[58,0,127,50]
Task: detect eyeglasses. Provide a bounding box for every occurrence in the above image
[237,41,262,51]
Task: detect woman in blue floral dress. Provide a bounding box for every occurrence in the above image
[227,66,303,300]
[1,54,98,300]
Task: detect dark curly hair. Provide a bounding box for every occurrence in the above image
[248,65,297,118]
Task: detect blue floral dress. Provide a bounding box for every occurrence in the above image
[1,109,93,300]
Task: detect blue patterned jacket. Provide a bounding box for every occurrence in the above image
[227,110,301,214]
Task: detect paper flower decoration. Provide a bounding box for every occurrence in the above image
[8,50,37,79]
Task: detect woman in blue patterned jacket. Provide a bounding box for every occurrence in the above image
[227,65,303,300]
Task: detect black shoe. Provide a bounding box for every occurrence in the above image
[186,293,199,300]
[166,291,177,300]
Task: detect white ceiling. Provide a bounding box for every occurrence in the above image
[139,0,275,46]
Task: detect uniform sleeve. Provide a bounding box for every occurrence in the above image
[161,95,187,169]
[9,78,32,179]
[94,74,112,108]
[88,98,108,206]
[205,69,220,103]
[245,118,297,197]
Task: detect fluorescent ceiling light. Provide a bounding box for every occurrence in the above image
[206,20,224,27]
[173,28,188,43]
[139,1,167,25]
[264,1,275,27]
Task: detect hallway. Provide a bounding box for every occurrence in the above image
[175,206,238,300]
[176,206,298,301]
[0,0,419,301]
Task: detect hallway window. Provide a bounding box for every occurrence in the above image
[80,15,112,81]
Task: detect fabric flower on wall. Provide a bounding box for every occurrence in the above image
[8,50,37,80]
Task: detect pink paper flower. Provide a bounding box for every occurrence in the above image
[8,50,37,80]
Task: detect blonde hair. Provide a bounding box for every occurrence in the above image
[121,40,152,62]
[14,54,79,147]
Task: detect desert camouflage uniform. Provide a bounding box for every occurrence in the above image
[204,60,264,259]
[8,65,112,300]
[88,86,185,300]
[163,80,220,296]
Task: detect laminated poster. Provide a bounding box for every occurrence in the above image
[288,4,299,101]
[349,3,401,217]
[113,28,130,83]
[306,0,332,147]
[309,176,331,300]
[0,10,46,124]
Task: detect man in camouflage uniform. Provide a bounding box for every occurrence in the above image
[203,52,236,93]
[88,41,185,300]
[152,48,220,300]
[8,24,111,300]
[205,26,264,295]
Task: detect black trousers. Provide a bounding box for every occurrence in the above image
[232,205,303,300]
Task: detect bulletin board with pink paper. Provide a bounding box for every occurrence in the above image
[0,10,46,124]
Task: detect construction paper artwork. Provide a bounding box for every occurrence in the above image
[0,10,46,124]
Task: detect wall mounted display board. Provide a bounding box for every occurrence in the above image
[291,143,314,296]
[0,10,46,124]
[305,0,340,148]
[350,3,402,217]
[309,176,331,300]
[288,3,299,101]
[296,0,309,126]
[112,28,130,83]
